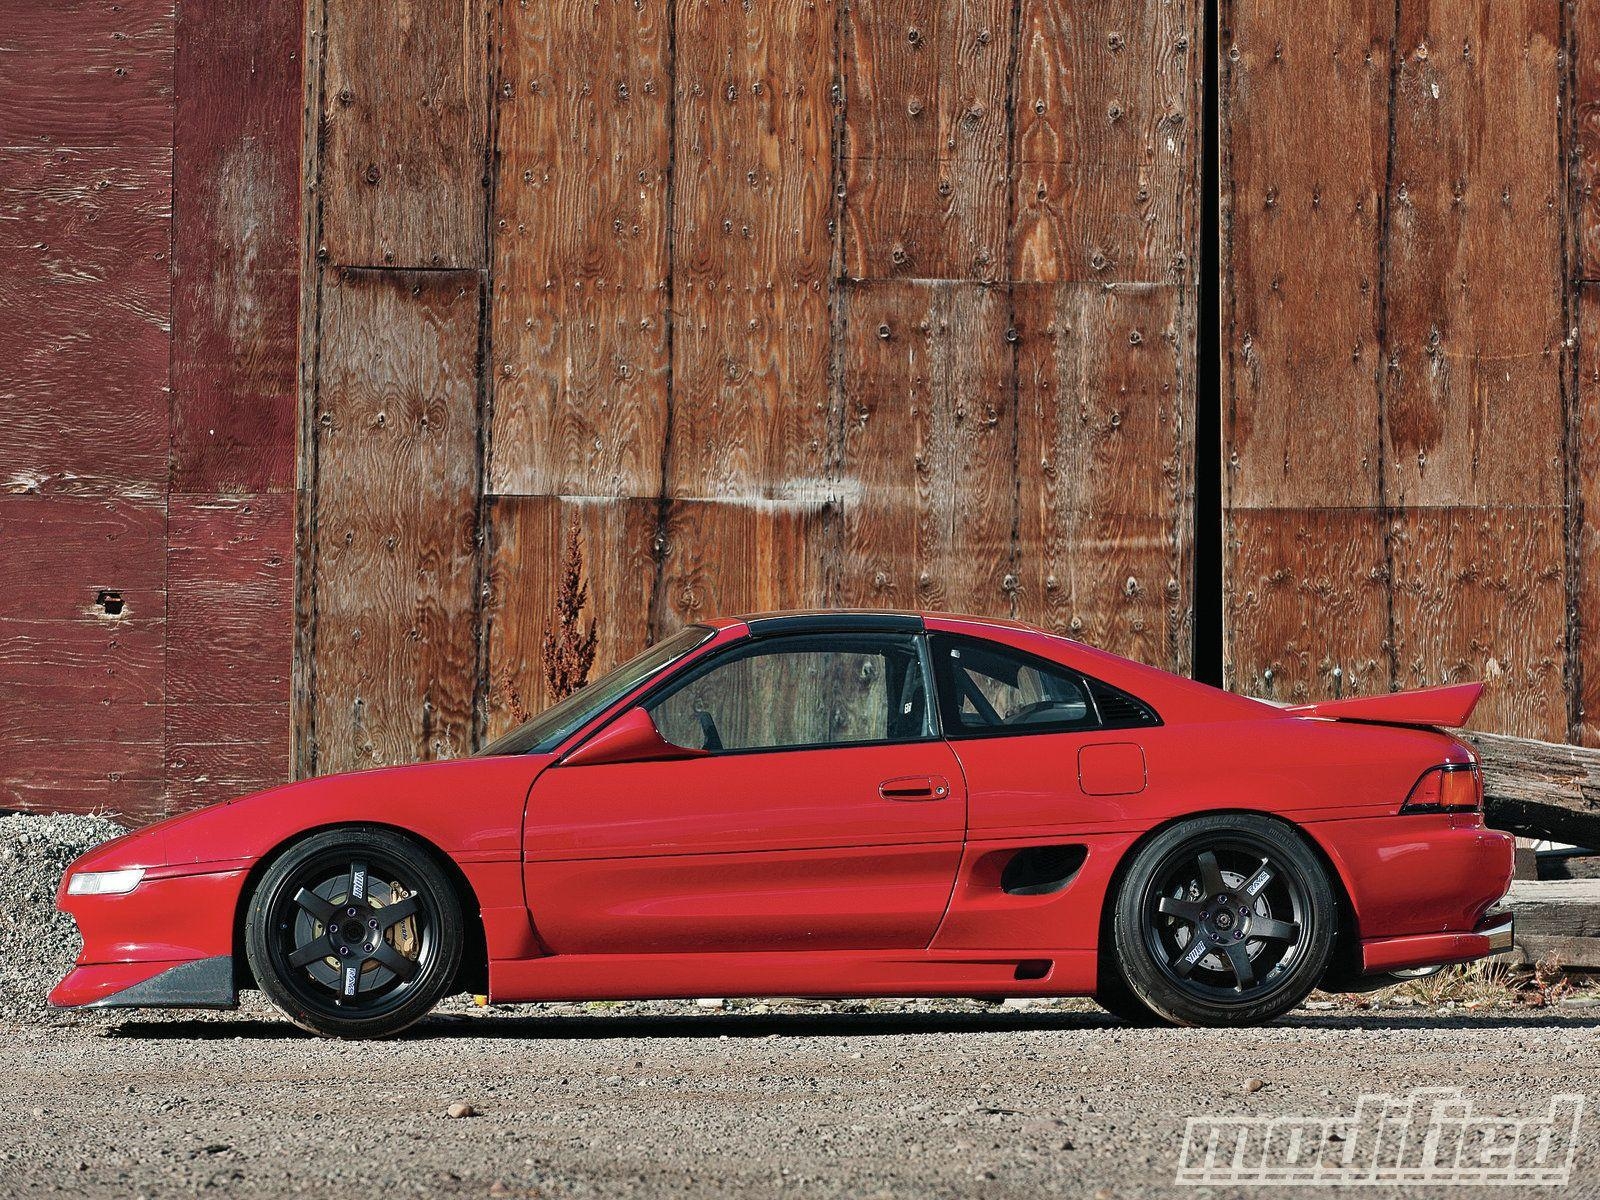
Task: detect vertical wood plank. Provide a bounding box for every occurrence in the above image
[1577,0,1600,281]
[1013,0,1196,284]
[843,0,1012,281]
[1576,283,1600,745]
[1013,281,1191,669]
[488,0,671,498]
[302,270,482,772]
[319,0,489,268]
[834,282,1014,613]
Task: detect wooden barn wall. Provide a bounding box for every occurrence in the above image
[1222,0,1600,746]
[0,1,301,820]
[294,0,1202,774]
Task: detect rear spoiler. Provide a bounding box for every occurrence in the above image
[1286,682,1483,729]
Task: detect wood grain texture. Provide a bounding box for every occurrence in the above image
[0,0,174,151]
[1580,284,1600,747]
[1466,729,1600,845]
[1013,0,1196,284]
[1382,0,1564,509]
[655,499,830,631]
[834,282,1014,614]
[319,0,489,268]
[482,495,658,736]
[843,0,1012,281]
[1579,0,1600,281]
[1220,0,1391,510]
[302,270,482,773]
[0,146,172,497]
[1013,281,1190,669]
[488,0,671,497]
[169,0,302,495]
[1224,507,1390,705]
[1390,506,1567,739]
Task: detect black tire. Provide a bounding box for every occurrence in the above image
[1093,969,1159,1026]
[245,827,463,1039]
[1109,813,1336,1027]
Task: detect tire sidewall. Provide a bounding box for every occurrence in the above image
[1112,813,1335,1027]
[245,826,464,1039]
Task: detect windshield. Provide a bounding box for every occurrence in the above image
[477,625,715,756]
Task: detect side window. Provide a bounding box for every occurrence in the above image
[930,634,1158,736]
[647,634,934,753]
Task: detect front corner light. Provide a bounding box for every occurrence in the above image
[66,867,146,896]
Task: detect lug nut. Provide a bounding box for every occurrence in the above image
[346,907,358,916]
[368,919,379,929]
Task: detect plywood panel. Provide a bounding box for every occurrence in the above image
[1013,0,1196,284]
[834,282,1014,614]
[1390,507,1567,739]
[843,0,1011,281]
[1225,507,1390,705]
[482,495,658,736]
[319,0,489,268]
[1220,0,1391,510]
[0,146,171,497]
[169,0,301,495]
[1013,281,1190,669]
[303,270,482,773]
[655,499,830,632]
[488,0,671,497]
[1577,0,1600,281]
[1575,284,1600,746]
[1383,0,1564,508]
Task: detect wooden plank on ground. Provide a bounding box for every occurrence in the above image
[843,0,1011,282]
[1012,281,1190,669]
[169,0,301,494]
[1013,0,1197,284]
[488,0,671,498]
[301,270,482,773]
[0,146,171,497]
[834,281,1014,614]
[1468,730,1600,848]
[482,495,658,738]
[319,0,489,268]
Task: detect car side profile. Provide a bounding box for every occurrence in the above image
[53,610,1514,1038]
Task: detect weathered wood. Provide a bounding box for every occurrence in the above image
[843,0,1011,281]
[0,146,172,497]
[1012,281,1191,669]
[301,270,482,773]
[319,0,489,268]
[1013,0,1197,284]
[1390,507,1567,739]
[482,495,658,737]
[656,499,830,629]
[169,0,301,495]
[834,281,1013,613]
[1506,880,1600,940]
[488,0,671,499]
[1578,0,1600,281]
[1468,730,1600,848]
[1581,284,1600,747]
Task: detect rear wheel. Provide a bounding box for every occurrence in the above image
[1109,814,1335,1026]
[245,827,462,1039]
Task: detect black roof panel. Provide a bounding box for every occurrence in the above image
[741,610,925,638]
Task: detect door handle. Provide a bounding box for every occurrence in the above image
[879,775,951,801]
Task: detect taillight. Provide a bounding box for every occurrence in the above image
[1400,763,1482,814]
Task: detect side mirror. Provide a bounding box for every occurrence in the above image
[560,707,709,768]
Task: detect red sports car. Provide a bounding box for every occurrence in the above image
[52,611,1513,1038]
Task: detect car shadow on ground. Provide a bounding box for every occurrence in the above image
[107,1007,1600,1041]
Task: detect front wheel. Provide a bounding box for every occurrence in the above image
[1109,814,1336,1026]
[244,827,463,1039]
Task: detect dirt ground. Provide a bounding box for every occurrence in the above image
[5,995,1598,1199]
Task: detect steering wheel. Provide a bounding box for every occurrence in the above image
[1001,699,1083,726]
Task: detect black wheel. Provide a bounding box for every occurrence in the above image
[1110,814,1335,1027]
[244,827,463,1039]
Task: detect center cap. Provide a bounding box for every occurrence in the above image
[340,919,367,943]
[1214,910,1235,930]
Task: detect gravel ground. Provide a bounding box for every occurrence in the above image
[6,815,1598,1197]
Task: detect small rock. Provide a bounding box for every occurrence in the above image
[695,997,725,1009]
[1243,1078,1266,1094]
[446,1101,477,1119]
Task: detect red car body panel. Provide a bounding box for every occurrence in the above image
[51,610,1514,1012]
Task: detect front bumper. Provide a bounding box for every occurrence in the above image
[50,956,237,1009]
[1359,909,1515,974]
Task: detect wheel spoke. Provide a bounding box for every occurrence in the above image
[1171,934,1212,979]
[1196,850,1226,897]
[293,887,337,923]
[1251,916,1300,943]
[368,939,420,982]
[1157,895,1205,924]
[1222,940,1256,989]
[287,933,335,970]
[1240,859,1274,899]
[376,894,419,929]
[348,860,369,904]
[341,963,361,998]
